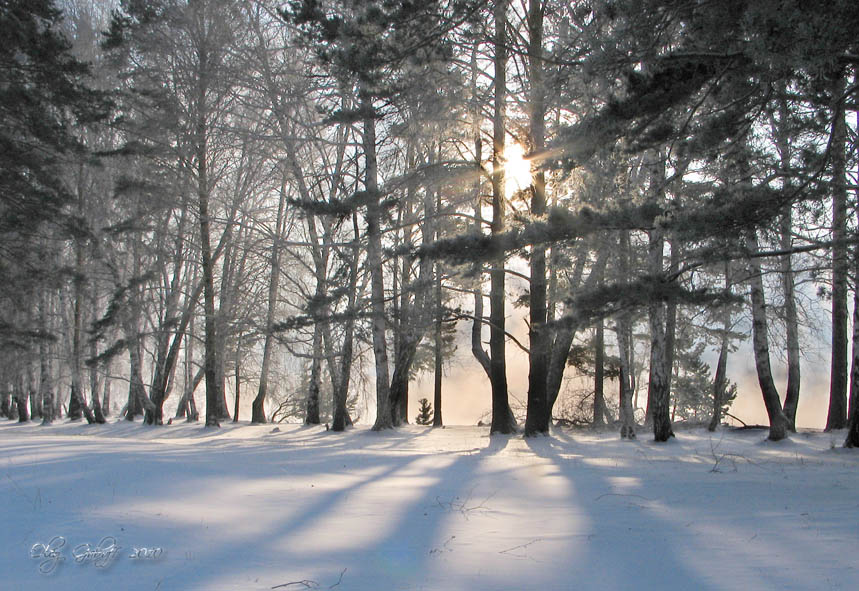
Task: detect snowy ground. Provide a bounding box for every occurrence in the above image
[2,420,858,591]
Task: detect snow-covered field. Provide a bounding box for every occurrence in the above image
[2,420,858,591]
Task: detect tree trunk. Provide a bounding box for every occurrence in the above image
[827,73,848,431]
[524,0,549,436]
[253,182,286,424]
[747,233,789,441]
[593,319,606,427]
[332,213,361,432]
[772,92,802,430]
[89,297,105,424]
[618,231,635,439]
[489,0,515,435]
[617,316,636,439]
[102,373,111,418]
[779,207,801,430]
[546,246,607,414]
[306,324,322,425]
[198,76,222,428]
[709,262,732,432]
[364,94,393,432]
[432,232,444,428]
[39,292,54,425]
[846,271,859,446]
[233,333,241,423]
[647,227,673,442]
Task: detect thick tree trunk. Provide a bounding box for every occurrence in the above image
[306,325,322,425]
[827,74,849,431]
[14,368,29,423]
[489,0,515,434]
[524,0,549,436]
[747,234,789,441]
[199,132,220,427]
[28,364,41,421]
[363,96,392,432]
[647,228,673,442]
[102,374,111,418]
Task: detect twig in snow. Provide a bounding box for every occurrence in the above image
[594,493,653,502]
[499,538,544,558]
[328,568,347,589]
[434,488,496,520]
[429,536,456,555]
[272,580,319,589]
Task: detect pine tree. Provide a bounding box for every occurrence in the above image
[415,398,433,426]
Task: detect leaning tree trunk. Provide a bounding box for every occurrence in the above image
[773,93,802,430]
[747,234,789,441]
[709,261,733,432]
[468,40,492,384]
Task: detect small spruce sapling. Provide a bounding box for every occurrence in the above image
[415,398,433,425]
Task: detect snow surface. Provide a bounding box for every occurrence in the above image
[2,420,858,590]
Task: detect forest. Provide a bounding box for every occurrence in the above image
[2,0,859,447]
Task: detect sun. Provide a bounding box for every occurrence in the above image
[504,142,533,198]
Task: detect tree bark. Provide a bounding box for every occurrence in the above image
[306,324,322,425]
[332,213,361,432]
[432,190,444,428]
[708,261,732,432]
[827,73,848,431]
[618,231,635,439]
[363,94,393,432]
[524,0,549,436]
[593,318,606,426]
[489,0,515,434]
[647,226,673,442]
[771,93,801,430]
[747,233,789,441]
[845,277,859,446]
[39,291,53,425]
[197,48,222,428]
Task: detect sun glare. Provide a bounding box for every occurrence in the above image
[504,142,534,198]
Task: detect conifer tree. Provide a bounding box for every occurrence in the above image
[415,398,433,426]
